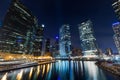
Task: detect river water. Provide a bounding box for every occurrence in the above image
[0,61,119,80]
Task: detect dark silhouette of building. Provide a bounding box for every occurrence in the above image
[51,37,60,57]
[71,48,82,56]
[45,38,50,52]
[33,25,44,56]
[106,48,113,56]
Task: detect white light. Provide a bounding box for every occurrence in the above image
[42,24,45,28]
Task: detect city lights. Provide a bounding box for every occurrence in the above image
[0,0,120,80]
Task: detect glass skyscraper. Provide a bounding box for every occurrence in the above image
[112,0,120,21]
[112,0,120,54]
[59,24,71,57]
[0,0,46,56]
[112,22,120,54]
[78,20,98,55]
[33,25,44,56]
[0,0,38,54]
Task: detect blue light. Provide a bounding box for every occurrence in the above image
[112,22,120,26]
[17,40,22,42]
[57,76,61,80]
[56,36,59,39]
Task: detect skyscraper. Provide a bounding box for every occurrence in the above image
[112,0,120,21]
[59,24,71,57]
[78,20,98,55]
[45,38,50,53]
[112,22,120,54]
[0,0,37,54]
[33,25,44,56]
[54,36,59,55]
[106,48,113,56]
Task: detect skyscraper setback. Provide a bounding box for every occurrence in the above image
[78,20,98,55]
[59,24,71,57]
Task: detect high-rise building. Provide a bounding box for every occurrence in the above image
[51,36,60,57]
[78,20,98,55]
[0,0,37,54]
[33,25,44,56]
[112,0,120,21]
[106,48,113,56]
[45,38,50,53]
[112,22,120,54]
[59,24,71,57]
[54,36,59,54]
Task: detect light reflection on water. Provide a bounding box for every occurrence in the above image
[0,61,119,80]
[1,73,7,80]
[29,67,33,79]
[16,70,23,80]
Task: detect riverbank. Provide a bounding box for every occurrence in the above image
[0,60,56,72]
[96,61,120,77]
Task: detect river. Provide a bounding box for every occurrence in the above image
[0,61,119,80]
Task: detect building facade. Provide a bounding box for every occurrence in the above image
[33,25,44,56]
[78,20,98,55]
[0,0,37,54]
[59,24,71,57]
[112,0,120,54]
[45,38,50,53]
[106,48,113,56]
[51,37,60,57]
[112,0,120,21]
[112,22,120,54]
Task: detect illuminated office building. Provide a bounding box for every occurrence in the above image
[33,25,44,56]
[112,0,120,21]
[59,24,71,57]
[0,0,37,54]
[112,22,120,54]
[78,20,98,55]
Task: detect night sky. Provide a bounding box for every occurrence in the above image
[0,0,118,53]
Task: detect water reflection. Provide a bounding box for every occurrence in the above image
[0,61,119,80]
[16,70,23,80]
[83,61,106,80]
[1,73,7,80]
[29,67,33,79]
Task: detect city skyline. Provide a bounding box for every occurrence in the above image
[0,1,120,80]
[0,0,118,53]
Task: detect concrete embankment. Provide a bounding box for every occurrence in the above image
[96,61,120,77]
[0,60,56,72]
